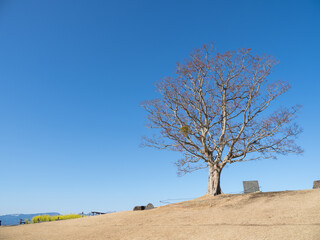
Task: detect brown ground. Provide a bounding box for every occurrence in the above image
[1,189,319,240]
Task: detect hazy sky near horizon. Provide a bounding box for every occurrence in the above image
[0,0,319,215]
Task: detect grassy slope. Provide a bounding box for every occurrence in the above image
[0,189,319,240]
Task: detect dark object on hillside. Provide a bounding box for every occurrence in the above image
[0,220,2,226]
[243,181,260,193]
[133,206,145,211]
[91,211,107,216]
[19,219,25,225]
[133,203,154,211]
[313,180,320,189]
[90,211,115,216]
[145,203,154,210]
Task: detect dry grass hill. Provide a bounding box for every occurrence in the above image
[1,189,319,240]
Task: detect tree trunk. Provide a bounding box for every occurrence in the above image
[206,163,222,195]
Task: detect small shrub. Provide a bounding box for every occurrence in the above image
[51,215,60,221]
[32,215,41,223]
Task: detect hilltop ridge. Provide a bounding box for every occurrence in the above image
[0,189,319,240]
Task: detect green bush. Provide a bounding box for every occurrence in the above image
[60,214,82,220]
[31,214,82,223]
[32,215,41,223]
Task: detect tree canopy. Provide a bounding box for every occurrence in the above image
[142,44,302,195]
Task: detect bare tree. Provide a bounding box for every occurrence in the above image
[142,44,302,196]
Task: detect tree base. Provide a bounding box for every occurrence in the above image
[206,188,222,196]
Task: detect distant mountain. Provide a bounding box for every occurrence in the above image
[0,212,60,226]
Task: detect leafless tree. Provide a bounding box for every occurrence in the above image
[142,44,302,196]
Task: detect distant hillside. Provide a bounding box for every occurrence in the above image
[0,212,60,226]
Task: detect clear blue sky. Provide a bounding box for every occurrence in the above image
[0,0,319,215]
